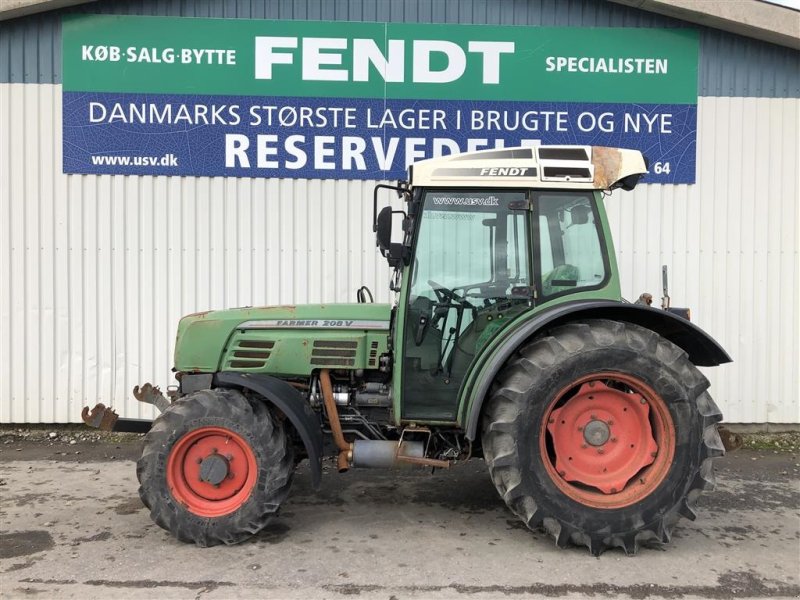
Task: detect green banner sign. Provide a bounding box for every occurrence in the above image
[62,15,699,183]
[62,15,698,104]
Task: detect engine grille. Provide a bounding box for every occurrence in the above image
[311,340,358,367]
[369,340,379,367]
[229,339,274,369]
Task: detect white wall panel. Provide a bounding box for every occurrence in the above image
[605,96,800,424]
[1,84,798,423]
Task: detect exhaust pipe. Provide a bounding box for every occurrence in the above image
[319,369,451,471]
[351,440,425,468]
[319,369,352,472]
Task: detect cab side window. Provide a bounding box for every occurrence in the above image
[537,193,607,298]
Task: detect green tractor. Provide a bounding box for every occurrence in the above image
[93,145,731,554]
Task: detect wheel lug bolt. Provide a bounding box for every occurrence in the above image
[228,472,235,479]
[608,420,614,426]
[212,448,218,453]
[589,382,595,388]
[640,398,646,404]
[226,454,233,461]
[577,426,583,432]
[611,437,617,443]
[558,470,566,476]
[590,414,596,420]
[597,449,604,455]
[581,444,588,449]
[548,418,554,424]
[196,457,203,464]
[610,487,617,493]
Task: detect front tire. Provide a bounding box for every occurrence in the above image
[137,388,294,546]
[482,319,724,555]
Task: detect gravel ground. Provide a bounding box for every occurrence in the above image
[0,427,799,600]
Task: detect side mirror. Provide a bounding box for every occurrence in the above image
[375,206,408,268]
[376,206,393,255]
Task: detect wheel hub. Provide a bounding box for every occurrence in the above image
[546,380,659,495]
[199,453,230,486]
[166,427,258,517]
[583,419,610,446]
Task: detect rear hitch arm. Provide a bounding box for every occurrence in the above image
[132,382,171,412]
[80,403,152,434]
[81,383,171,434]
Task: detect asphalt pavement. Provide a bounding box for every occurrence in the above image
[1,432,799,599]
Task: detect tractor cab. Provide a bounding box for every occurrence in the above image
[374,145,648,422]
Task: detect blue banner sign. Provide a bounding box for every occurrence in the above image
[64,93,695,183]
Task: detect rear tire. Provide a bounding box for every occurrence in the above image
[482,319,724,555]
[137,388,294,546]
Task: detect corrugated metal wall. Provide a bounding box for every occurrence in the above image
[1,84,798,423]
[606,96,800,424]
[1,0,799,423]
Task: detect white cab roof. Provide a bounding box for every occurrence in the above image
[410,145,648,190]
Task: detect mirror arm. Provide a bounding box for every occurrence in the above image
[384,243,408,269]
[373,182,409,232]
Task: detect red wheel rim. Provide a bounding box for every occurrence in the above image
[166,426,258,517]
[539,372,675,509]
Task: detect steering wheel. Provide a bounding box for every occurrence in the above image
[428,279,468,305]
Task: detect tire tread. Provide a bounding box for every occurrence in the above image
[482,319,723,556]
[137,388,294,547]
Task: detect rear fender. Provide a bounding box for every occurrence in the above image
[214,372,323,489]
[461,300,731,441]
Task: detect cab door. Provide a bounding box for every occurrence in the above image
[399,188,533,422]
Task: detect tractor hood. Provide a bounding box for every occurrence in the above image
[174,303,393,374]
